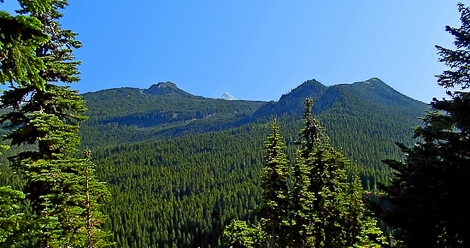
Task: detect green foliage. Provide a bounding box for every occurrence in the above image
[260,120,291,247]
[225,99,386,247]
[0,0,51,90]
[376,3,470,247]
[292,99,385,248]
[0,145,26,247]
[223,220,265,248]
[80,86,265,147]
[0,0,111,247]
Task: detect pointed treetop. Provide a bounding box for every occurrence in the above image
[298,98,327,157]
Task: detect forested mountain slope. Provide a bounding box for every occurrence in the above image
[70,77,430,247]
[81,78,427,149]
[80,82,266,147]
[252,77,425,118]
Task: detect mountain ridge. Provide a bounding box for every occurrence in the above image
[80,77,429,149]
[88,77,424,103]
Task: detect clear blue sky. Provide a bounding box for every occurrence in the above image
[2,1,467,102]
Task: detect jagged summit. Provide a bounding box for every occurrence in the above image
[157,81,177,88]
[218,92,237,100]
[143,82,193,97]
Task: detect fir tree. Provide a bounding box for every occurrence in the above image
[289,149,314,247]
[0,1,111,247]
[260,119,290,247]
[0,145,26,247]
[376,3,470,247]
[298,98,385,248]
[81,149,112,248]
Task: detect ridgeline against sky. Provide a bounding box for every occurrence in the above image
[1,1,463,102]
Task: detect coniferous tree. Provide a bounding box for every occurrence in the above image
[223,220,265,248]
[298,98,385,248]
[0,0,111,247]
[224,99,385,247]
[0,0,48,246]
[260,119,290,247]
[288,101,319,247]
[0,145,26,247]
[376,3,470,247]
[0,180,25,246]
[289,148,314,247]
[81,149,112,248]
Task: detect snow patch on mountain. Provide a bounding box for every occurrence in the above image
[218,92,237,100]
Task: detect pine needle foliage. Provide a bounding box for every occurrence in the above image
[0,0,51,89]
[0,0,111,247]
[261,119,291,247]
[376,3,470,247]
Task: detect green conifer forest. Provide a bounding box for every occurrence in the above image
[1,1,469,247]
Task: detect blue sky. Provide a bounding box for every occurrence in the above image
[2,1,467,102]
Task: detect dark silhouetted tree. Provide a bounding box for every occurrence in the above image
[376,3,470,247]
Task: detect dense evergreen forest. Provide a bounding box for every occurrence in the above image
[53,72,425,247]
[1,1,469,247]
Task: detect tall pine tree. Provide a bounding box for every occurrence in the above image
[1,0,48,246]
[0,1,111,247]
[376,3,470,247]
[297,98,385,248]
[261,119,290,247]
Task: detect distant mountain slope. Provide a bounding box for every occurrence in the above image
[81,83,265,147]
[80,77,429,170]
[81,78,429,148]
[252,77,426,118]
[253,79,327,117]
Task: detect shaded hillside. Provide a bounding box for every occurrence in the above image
[80,82,266,147]
[252,79,327,117]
